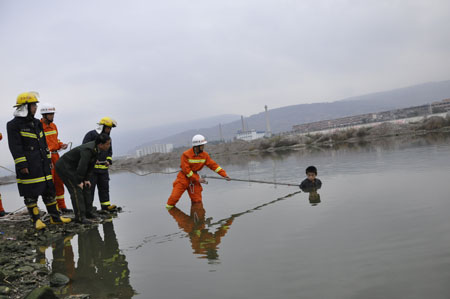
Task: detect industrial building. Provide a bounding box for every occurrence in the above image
[236,129,266,141]
[293,98,450,134]
[234,105,272,141]
[136,144,174,157]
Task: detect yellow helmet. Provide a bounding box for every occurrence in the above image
[98,117,117,128]
[15,91,40,107]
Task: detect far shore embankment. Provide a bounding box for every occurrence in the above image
[110,115,450,174]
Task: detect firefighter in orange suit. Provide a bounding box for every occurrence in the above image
[168,202,234,262]
[0,132,5,217]
[40,103,72,213]
[166,134,230,208]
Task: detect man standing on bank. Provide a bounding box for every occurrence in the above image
[40,103,72,213]
[166,134,230,209]
[56,133,111,224]
[82,117,117,212]
[7,92,71,230]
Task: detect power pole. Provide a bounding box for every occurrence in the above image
[265,105,272,137]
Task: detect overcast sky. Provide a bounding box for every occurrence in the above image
[1,0,450,168]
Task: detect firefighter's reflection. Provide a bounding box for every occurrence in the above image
[50,221,135,297]
[168,202,234,264]
[51,236,76,296]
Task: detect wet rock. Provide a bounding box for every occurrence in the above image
[36,269,49,276]
[50,272,70,286]
[33,263,48,270]
[19,265,35,273]
[4,270,19,280]
[23,279,37,285]
[24,286,58,299]
[0,257,8,265]
[0,286,11,295]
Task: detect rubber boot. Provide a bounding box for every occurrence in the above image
[46,202,71,224]
[60,207,74,214]
[56,197,73,214]
[27,205,47,230]
[101,203,117,211]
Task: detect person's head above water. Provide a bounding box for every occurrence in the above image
[305,166,318,181]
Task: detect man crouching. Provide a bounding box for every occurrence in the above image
[56,133,111,224]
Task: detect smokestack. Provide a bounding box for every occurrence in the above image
[241,115,245,132]
[219,123,224,142]
[265,105,272,137]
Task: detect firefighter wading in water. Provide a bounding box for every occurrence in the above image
[82,117,117,211]
[6,92,71,230]
[166,134,231,209]
[40,103,73,213]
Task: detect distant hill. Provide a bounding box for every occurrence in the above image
[135,80,450,149]
[113,114,241,155]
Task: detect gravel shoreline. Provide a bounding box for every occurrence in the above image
[0,210,118,298]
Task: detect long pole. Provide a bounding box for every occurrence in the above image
[202,175,298,187]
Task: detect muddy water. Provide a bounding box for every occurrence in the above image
[8,135,450,298]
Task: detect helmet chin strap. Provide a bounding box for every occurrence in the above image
[27,103,35,119]
[44,114,53,123]
[193,146,203,155]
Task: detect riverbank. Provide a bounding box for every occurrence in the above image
[0,210,119,298]
[111,115,450,172]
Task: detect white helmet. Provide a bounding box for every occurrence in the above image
[192,134,207,147]
[40,103,56,115]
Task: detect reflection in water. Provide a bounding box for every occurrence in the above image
[49,221,135,298]
[300,184,322,206]
[308,190,321,206]
[166,191,302,263]
[168,202,234,264]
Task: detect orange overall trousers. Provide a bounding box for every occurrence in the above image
[167,148,227,206]
[41,119,68,209]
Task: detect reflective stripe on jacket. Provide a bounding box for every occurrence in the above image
[40,119,64,152]
[82,129,112,172]
[180,148,227,183]
[7,116,54,197]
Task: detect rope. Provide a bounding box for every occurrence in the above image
[0,207,52,222]
[209,190,302,227]
[126,190,301,251]
[0,165,15,174]
[202,175,299,187]
[0,206,28,222]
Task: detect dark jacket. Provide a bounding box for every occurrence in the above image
[56,141,99,184]
[7,116,54,197]
[299,178,322,192]
[82,129,112,173]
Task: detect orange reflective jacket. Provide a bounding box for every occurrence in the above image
[180,148,227,183]
[40,120,63,152]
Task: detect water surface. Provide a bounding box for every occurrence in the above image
[6,135,450,298]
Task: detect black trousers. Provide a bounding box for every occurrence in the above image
[90,171,110,208]
[55,164,93,221]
